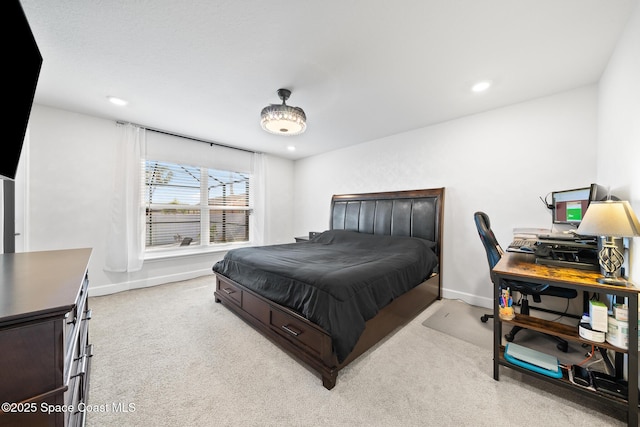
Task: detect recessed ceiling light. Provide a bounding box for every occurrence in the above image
[107,96,129,106]
[471,81,492,93]
[287,145,296,152]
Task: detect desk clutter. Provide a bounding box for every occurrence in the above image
[578,300,640,350]
[507,229,599,271]
[606,304,639,350]
[498,288,515,320]
[568,365,639,401]
[505,342,639,401]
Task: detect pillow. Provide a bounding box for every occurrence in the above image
[312,229,437,251]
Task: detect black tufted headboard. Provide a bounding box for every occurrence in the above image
[330,188,445,258]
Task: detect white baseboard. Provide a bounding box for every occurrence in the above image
[88,268,213,297]
[442,287,493,310]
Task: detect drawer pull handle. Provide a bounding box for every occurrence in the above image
[281,325,301,337]
[71,345,93,380]
[71,355,87,379]
[223,288,236,295]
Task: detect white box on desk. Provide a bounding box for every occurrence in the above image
[589,300,608,332]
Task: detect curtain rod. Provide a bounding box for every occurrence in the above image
[116,121,260,155]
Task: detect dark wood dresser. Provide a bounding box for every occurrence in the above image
[0,248,93,427]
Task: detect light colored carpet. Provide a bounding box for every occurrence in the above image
[85,277,626,426]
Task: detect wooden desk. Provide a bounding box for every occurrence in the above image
[493,252,639,427]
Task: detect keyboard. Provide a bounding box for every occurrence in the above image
[507,239,538,253]
[537,232,577,240]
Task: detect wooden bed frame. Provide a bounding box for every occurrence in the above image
[213,188,445,389]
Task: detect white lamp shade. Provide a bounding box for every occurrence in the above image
[577,201,640,237]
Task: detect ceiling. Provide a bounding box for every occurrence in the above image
[20,0,636,160]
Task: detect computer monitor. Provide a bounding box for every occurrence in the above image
[552,184,607,225]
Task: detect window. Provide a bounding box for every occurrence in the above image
[144,160,250,250]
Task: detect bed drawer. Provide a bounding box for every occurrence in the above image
[270,308,323,356]
[242,291,270,324]
[217,279,242,307]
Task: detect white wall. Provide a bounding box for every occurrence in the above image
[294,86,599,308]
[262,155,296,245]
[23,105,294,295]
[12,4,638,302]
[597,0,640,284]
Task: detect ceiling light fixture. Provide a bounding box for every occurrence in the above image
[260,88,306,135]
[471,81,492,93]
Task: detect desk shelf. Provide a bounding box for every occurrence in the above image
[502,314,630,354]
[498,347,639,410]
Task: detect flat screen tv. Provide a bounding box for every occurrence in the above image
[1,0,42,181]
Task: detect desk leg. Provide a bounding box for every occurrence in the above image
[627,294,638,427]
[493,278,501,380]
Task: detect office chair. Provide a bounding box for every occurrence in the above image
[474,211,578,352]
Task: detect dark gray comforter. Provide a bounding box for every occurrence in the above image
[212,229,439,362]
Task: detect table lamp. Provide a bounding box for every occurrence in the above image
[577,200,640,285]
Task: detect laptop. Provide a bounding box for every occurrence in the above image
[505,343,559,372]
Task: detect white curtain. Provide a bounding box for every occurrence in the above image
[250,152,266,246]
[104,124,146,272]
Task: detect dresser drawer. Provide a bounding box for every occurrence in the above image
[270,308,323,356]
[217,279,242,306]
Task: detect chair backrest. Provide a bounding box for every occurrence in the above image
[474,211,505,276]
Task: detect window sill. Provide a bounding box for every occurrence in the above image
[144,242,251,261]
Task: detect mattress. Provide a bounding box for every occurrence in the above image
[212,229,439,362]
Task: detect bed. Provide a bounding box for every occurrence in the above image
[212,188,445,389]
